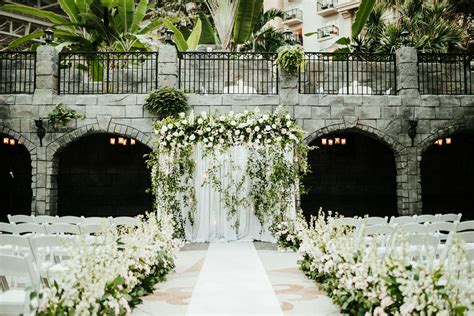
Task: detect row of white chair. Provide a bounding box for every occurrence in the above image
[0,221,139,236]
[6,214,139,226]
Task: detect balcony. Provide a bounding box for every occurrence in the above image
[335,0,361,18]
[317,0,338,17]
[317,25,339,40]
[283,8,303,26]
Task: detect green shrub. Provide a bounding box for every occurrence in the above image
[47,102,83,128]
[144,86,189,118]
[276,45,305,76]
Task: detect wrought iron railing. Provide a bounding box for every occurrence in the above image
[317,0,338,11]
[58,51,158,94]
[284,8,303,21]
[299,53,396,95]
[0,52,36,94]
[178,52,278,94]
[418,54,472,95]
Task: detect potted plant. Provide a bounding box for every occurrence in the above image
[144,86,189,119]
[47,102,84,131]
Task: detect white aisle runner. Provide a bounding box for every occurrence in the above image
[186,242,283,315]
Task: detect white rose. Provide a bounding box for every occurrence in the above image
[219,116,225,121]
[219,138,225,144]
[203,138,208,143]
[206,127,211,132]
[246,127,252,133]
[257,135,262,139]
[235,130,240,135]
[262,114,269,120]
[381,297,393,308]
[258,118,264,124]
[209,136,214,141]
[197,118,204,124]
[230,120,237,126]
[179,112,186,118]
[255,126,260,132]
[181,120,188,125]
[281,128,287,135]
[167,124,173,129]
[189,134,196,141]
[286,121,291,127]
[265,125,271,131]
[201,111,207,117]
[285,114,291,119]
[197,130,204,135]
[173,132,179,137]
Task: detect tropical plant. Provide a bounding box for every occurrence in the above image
[239,8,288,53]
[144,86,189,119]
[276,46,305,76]
[1,0,163,51]
[205,0,239,50]
[47,102,84,128]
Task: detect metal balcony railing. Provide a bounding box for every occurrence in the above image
[284,8,303,21]
[0,51,36,94]
[317,0,338,11]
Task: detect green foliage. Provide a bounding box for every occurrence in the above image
[351,0,376,38]
[275,46,305,76]
[1,0,162,51]
[232,0,264,45]
[47,102,84,127]
[144,86,189,119]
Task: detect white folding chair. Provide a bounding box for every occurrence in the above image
[80,224,105,236]
[426,222,458,242]
[413,214,438,224]
[456,220,474,232]
[13,223,47,235]
[7,214,34,224]
[34,215,59,225]
[45,223,81,235]
[82,217,110,225]
[363,216,388,226]
[57,216,84,225]
[112,217,140,226]
[399,223,427,234]
[437,213,462,223]
[0,222,15,234]
[333,217,361,227]
[396,233,440,261]
[389,216,415,225]
[29,235,73,278]
[456,231,474,244]
[0,254,40,316]
[465,247,474,263]
[0,235,33,258]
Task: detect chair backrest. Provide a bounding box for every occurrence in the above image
[399,223,427,234]
[398,233,440,248]
[426,222,458,235]
[29,235,73,266]
[0,222,15,234]
[45,223,81,235]
[0,234,33,257]
[413,214,438,224]
[456,220,474,232]
[0,254,40,291]
[465,247,474,262]
[456,231,474,244]
[363,224,395,236]
[7,214,34,224]
[34,215,59,224]
[13,223,47,235]
[363,216,388,226]
[333,217,360,228]
[82,217,110,225]
[437,213,462,223]
[112,217,140,226]
[57,216,84,225]
[389,216,415,225]
[80,224,105,235]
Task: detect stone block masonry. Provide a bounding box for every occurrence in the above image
[0,43,473,216]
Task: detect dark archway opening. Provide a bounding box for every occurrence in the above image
[57,133,153,217]
[301,131,398,218]
[0,135,32,222]
[421,131,474,220]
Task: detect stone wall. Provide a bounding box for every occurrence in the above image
[1,44,473,216]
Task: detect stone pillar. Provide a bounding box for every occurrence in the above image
[279,71,299,116]
[32,44,58,215]
[396,46,422,215]
[158,44,178,88]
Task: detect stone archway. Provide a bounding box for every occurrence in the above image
[304,122,410,216]
[45,120,153,215]
[0,126,37,218]
[419,120,474,219]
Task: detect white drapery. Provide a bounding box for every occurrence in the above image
[180,145,296,242]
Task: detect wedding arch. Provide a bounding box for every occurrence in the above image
[147,107,309,241]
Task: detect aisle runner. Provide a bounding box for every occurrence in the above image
[187,242,283,315]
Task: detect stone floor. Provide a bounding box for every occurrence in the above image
[132,242,340,315]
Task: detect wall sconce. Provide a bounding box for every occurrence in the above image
[401,30,410,46]
[44,28,54,44]
[408,119,417,147]
[35,119,46,147]
[165,29,174,44]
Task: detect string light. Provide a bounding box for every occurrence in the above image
[2,137,18,146]
[320,137,347,146]
[109,137,136,146]
[434,138,452,146]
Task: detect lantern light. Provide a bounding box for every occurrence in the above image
[341,138,347,145]
[130,138,136,145]
[328,139,334,146]
[9,139,15,145]
[110,138,116,145]
[44,28,54,44]
[165,29,174,44]
[335,137,340,144]
[3,137,9,144]
[445,138,452,145]
[321,138,327,145]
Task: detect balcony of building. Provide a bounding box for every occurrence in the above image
[317,0,338,17]
[283,8,303,26]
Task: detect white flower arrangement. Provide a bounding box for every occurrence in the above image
[34,212,180,315]
[297,210,474,315]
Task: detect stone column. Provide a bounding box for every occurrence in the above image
[158,44,178,88]
[279,71,299,116]
[396,46,422,215]
[32,44,58,215]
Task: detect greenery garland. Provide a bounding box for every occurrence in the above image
[148,107,309,238]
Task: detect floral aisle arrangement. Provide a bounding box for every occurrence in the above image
[298,211,474,315]
[147,107,310,238]
[33,212,180,315]
[273,210,307,251]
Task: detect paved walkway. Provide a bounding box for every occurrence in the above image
[133,242,340,315]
